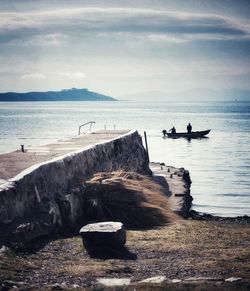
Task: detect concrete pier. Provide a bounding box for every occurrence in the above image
[0,129,194,247]
[0,129,150,229]
[0,130,128,185]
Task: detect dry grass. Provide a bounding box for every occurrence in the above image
[1,220,249,290]
[127,220,250,275]
[83,171,180,228]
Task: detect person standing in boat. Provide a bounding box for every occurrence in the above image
[187,123,192,133]
[170,126,176,134]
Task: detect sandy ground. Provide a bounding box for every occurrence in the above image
[0,130,129,184]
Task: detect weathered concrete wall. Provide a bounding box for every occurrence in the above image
[0,130,150,229]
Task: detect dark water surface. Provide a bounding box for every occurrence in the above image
[0,101,249,217]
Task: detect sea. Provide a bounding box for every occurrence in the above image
[0,100,249,217]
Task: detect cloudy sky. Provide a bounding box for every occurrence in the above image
[0,0,250,97]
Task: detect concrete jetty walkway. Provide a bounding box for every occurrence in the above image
[0,130,128,185]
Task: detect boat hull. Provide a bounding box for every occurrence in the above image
[164,129,211,139]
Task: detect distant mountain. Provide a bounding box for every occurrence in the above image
[0,88,117,101]
[119,88,250,102]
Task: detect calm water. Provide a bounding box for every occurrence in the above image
[0,101,249,217]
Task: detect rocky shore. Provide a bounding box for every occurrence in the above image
[0,165,249,290]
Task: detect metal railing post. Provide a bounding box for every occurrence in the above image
[78,121,96,135]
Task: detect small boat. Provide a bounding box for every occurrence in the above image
[163,129,211,139]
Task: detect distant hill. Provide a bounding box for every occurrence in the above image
[119,88,250,102]
[0,88,117,101]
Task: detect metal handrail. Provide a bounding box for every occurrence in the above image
[78,121,96,135]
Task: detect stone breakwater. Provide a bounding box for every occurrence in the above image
[150,163,192,218]
[0,130,150,246]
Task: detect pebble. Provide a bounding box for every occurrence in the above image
[225,277,242,282]
[97,278,131,286]
[172,279,182,283]
[140,276,166,284]
[0,245,9,255]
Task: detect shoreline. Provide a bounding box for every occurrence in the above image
[189,209,250,223]
[150,162,250,222]
[0,132,249,290]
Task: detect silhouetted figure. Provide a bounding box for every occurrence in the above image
[170,126,176,134]
[187,123,192,133]
[162,129,167,137]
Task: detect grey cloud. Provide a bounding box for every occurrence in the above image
[0,7,249,46]
[21,73,46,79]
[8,33,67,46]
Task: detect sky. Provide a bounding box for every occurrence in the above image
[0,0,250,97]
